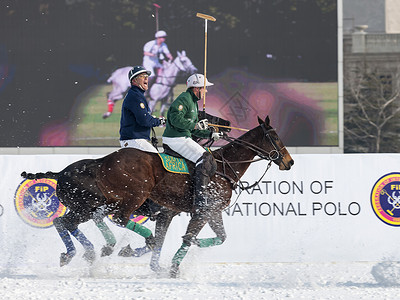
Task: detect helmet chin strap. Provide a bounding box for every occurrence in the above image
[193,87,201,100]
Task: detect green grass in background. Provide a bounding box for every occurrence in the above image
[69,82,338,146]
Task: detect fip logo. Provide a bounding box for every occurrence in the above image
[371,172,400,226]
[14,178,66,228]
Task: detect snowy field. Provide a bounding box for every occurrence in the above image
[1,258,400,299]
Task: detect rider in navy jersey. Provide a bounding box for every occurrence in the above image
[119,66,166,153]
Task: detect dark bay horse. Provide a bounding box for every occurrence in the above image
[22,116,293,277]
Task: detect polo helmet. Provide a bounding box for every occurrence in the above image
[155,30,167,38]
[128,66,151,81]
[186,74,214,88]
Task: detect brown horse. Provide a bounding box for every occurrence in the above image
[97,115,293,276]
[22,115,293,277]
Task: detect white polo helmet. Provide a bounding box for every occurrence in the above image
[155,30,167,38]
[186,74,214,88]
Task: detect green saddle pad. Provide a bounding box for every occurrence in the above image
[158,153,189,174]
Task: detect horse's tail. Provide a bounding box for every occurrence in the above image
[21,171,59,180]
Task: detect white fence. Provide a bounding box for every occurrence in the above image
[1,154,399,271]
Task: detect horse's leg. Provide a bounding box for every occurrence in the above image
[149,209,177,272]
[92,208,116,257]
[125,219,156,250]
[70,227,96,264]
[54,211,96,266]
[170,212,209,278]
[114,208,156,253]
[195,211,226,248]
[53,216,77,266]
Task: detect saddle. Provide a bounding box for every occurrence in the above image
[158,144,190,175]
[158,144,214,175]
[163,144,183,158]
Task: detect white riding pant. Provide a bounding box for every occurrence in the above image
[120,139,158,153]
[162,136,206,164]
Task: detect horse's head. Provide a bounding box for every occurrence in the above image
[257,116,294,170]
[174,50,198,75]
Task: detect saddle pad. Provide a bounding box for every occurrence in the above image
[158,153,189,174]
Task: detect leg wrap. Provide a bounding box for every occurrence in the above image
[196,237,223,248]
[53,218,76,254]
[58,230,76,254]
[107,99,114,113]
[95,220,116,247]
[126,220,152,238]
[171,242,190,266]
[70,229,94,251]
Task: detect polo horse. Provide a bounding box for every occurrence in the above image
[102,50,197,118]
[21,116,293,277]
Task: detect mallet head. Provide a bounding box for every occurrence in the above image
[196,13,216,22]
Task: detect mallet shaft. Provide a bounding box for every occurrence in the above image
[209,123,249,132]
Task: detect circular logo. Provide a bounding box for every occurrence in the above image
[140,102,145,109]
[14,178,66,228]
[371,172,400,226]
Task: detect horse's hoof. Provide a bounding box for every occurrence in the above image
[150,262,165,273]
[133,246,151,257]
[100,245,114,257]
[170,263,180,278]
[83,249,96,264]
[102,112,111,119]
[60,251,75,267]
[118,244,135,257]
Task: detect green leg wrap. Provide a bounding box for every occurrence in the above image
[196,237,223,248]
[171,243,190,266]
[126,220,152,238]
[95,220,116,247]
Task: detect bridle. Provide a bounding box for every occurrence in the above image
[173,56,196,74]
[214,123,287,191]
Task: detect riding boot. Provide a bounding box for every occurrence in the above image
[193,152,217,214]
[193,164,210,214]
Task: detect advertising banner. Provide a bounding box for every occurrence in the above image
[0,153,399,273]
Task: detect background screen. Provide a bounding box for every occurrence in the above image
[0,0,338,147]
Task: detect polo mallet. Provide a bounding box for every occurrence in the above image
[209,123,249,132]
[153,3,161,32]
[196,13,216,114]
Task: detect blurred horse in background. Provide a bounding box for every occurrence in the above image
[102,51,197,118]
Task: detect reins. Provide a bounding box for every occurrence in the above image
[212,124,285,208]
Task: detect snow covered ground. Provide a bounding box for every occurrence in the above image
[1,257,399,299]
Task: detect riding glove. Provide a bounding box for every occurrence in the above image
[159,117,166,126]
[211,132,223,141]
[195,119,209,130]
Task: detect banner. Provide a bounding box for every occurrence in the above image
[0,153,398,272]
